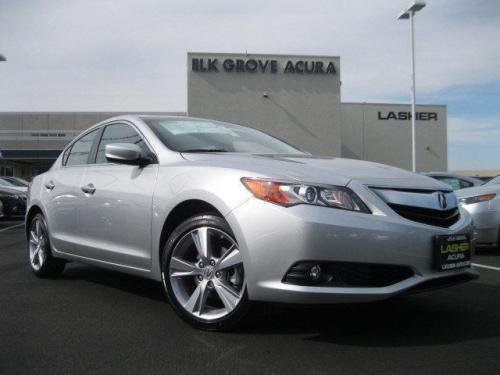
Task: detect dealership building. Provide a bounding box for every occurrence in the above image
[0,52,447,179]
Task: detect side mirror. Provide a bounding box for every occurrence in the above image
[105,143,148,166]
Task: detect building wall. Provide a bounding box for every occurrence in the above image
[341,103,447,172]
[188,52,342,156]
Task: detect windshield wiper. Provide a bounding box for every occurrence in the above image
[180,148,229,153]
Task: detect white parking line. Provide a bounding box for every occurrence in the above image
[0,223,24,233]
[473,263,500,272]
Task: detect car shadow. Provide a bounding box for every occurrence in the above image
[59,265,500,347]
[241,281,500,347]
[60,264,166,303]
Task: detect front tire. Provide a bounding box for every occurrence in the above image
[28,213,66,278]
[161,214,251,331]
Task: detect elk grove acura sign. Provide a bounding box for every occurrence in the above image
[191,57,337,75]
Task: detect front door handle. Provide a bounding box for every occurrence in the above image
[44,181,55,190]
[81,183,96,195]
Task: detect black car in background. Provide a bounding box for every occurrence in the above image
[0,187,27,218]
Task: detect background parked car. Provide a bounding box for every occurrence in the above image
[0,187,27,218]
[472,176,493,184]
[424,172,483,190]
[1,176,29,187]
[456,175,500,248]
[0,177,28,193]
[0,199,3,218]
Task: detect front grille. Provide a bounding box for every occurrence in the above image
[388,203,460,228]
[283,261,414,287]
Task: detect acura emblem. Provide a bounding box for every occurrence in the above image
[437,192,448,209]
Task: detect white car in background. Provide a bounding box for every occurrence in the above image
[457,175,500,248]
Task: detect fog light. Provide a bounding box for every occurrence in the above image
[308,264,322,281]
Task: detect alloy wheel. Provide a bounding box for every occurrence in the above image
[167,226,245,321]
[29,218,47,271]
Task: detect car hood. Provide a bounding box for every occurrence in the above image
[181,153,449,190]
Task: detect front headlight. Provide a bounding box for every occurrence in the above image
[241,178,370,213]
[459,193,496,205]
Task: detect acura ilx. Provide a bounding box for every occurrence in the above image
[26,115,478,330]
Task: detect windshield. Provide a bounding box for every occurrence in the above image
[145,118,305,155]
[2,177,27,187]
[0,178,17,187]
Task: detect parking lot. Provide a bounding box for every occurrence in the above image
[1,218,500,375]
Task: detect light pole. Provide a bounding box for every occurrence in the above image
[398,0,426,172]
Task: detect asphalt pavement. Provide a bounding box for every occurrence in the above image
[1,218,500,375]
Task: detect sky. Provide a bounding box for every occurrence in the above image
[0,0,499,170]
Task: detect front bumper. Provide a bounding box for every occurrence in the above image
[226,197,478,304]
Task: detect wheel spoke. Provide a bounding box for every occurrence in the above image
[170,257,202,278]
[30,246,39,264]
[37,249,44,266]
[184,279,210,315]
[30,231,39,244]
[191,227,210,260]
[217,246,242,271]
[213,279,240,312]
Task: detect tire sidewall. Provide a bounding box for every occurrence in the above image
[161,214,250,331]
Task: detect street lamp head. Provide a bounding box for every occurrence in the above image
[398,0,426,19]
[0,54,6,62]
[398,10,410,20]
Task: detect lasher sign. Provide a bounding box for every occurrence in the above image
[378,111,438,121]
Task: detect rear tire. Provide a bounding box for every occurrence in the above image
[28,213,66,278]
[161,214,251,331]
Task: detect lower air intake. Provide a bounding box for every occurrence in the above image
[283,261,414,288]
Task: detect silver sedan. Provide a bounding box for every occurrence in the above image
[26,115,478,330]
[456,175,500,247]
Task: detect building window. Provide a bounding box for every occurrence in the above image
[0,166,14,176]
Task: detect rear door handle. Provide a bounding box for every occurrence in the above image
[44,181,55,190]
[81,183,96,195]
